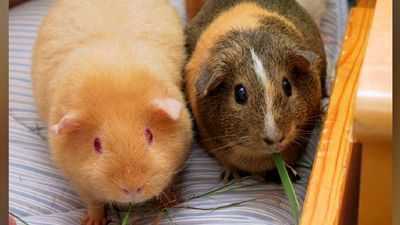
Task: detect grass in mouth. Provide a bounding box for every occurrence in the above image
[121,202,133,225]
[273,153,301,224]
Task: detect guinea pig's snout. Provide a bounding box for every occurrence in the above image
[263,135,285,145]
[120,185,144,197]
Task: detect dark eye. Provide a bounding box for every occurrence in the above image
[144,128,153,145]
[93,137,103,154]
[234,84,248,104]
[283,78,292,97]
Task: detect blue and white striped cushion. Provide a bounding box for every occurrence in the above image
[9,0,348,224]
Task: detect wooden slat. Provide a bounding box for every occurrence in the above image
[299,0,376,224]
[354,0,392,142]
[354,0,393,224]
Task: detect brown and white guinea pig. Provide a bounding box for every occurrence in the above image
[31,0,192,224]
[184,0,327,182]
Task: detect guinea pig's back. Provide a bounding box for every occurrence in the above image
[186,0,324,57]
[32,0,185,123]
[254,0,325,57]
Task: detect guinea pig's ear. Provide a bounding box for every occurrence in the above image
[150,98,182,121]
[51,112,80,134]
[195,65,224,97]
[291,51,317,73]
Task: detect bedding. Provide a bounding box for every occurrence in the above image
[9,0,349,224]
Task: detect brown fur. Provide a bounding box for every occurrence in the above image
[184,0,326,178]
[31,0,192,224]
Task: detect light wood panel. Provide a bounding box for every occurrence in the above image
[354,0,393,224]
[300,0,376,224]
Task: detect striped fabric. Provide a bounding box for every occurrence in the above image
[9,0,349,224]
[320,0,349,93]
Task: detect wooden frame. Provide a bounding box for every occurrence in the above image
[353,0,392,224]
[300,0,384,224]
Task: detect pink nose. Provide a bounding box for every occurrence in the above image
[121,185,144,195]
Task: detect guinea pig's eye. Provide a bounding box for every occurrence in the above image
[93,137,103,154]
[283,78,292,97]
[234,84,248,104]
[144,128,153,145]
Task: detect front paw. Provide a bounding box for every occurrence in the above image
[81,208,107,225]
[219,165,249,184]
[220,170,239,184]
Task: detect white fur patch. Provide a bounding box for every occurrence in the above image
[250,49,276,137]
[265,109,276,137]
[250,49,267,86]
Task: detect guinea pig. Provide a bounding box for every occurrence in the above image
[31,0,192,224]
[184,0,326,182]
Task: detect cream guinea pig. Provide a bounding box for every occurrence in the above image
[184,0,326,182]
[31,0,192,224]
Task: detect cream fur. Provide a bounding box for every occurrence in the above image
[31,1,192,224]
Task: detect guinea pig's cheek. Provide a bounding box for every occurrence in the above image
[282,125,297,147]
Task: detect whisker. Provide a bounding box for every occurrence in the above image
[207,136,251,153]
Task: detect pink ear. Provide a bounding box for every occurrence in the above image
[151,98,182,120]
[51,113,80,134]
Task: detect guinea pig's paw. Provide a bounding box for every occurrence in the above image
[81,210,107,225]
[8,214,16,225]
[219,166,241,184]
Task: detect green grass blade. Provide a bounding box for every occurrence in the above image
[273,153,301,224]
[194,176,249,199]
[164,208,176,225]
[121,203,133,225]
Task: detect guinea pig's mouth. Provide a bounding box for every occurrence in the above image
[269,146,280,153]
[117,194,149,205]
[234,143,280,155]
[257,143,287,155]
[263,146,282,154]
[229,139,282,154]
[110,185,150,204]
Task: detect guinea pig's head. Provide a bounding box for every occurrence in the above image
[50,63,191,204]
[194,29,323,155]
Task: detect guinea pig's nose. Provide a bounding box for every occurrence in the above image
[121,185,144,195]
[264,136,274,145]
[264,136,285,145]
